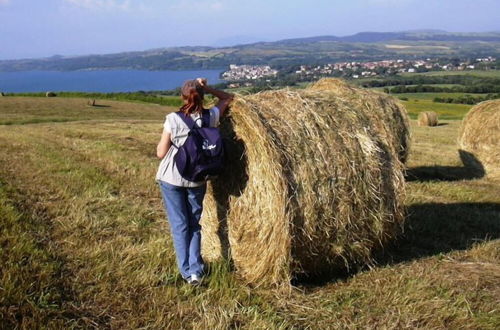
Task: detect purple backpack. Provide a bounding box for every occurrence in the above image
[173,109,225,182]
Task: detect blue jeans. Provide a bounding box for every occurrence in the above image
[159,181,206,279]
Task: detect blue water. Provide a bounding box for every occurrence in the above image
[0,69,224,93]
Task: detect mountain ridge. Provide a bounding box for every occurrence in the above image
[1,31,499,72]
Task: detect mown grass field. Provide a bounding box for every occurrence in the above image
[389,92,479,120]
[366,69,499,120]
[0,97,166,125]
[399,98,473,120]
[1,97,499,329]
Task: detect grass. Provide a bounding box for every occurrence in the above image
[0,97,166,125]
[400,99,473,120]
[0,183,80,328]
[372,84,467,91]
[0,98,499,329]
[5,92,184,107]
[366,91,485,120]
[386,92,477,120]
[389,92,487,101]
[400,70,500,78]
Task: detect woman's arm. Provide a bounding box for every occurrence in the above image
[197,78,234,117]
[157,131,172,159]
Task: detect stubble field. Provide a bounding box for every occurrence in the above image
[0,97,498,329]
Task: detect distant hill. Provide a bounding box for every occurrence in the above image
[268,31,500,44]
[1,31,499,72]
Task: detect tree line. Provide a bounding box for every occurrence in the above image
[433,93,500,105]
[385,84,500,94]
[362,75,500,88]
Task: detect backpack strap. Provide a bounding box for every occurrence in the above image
[202,109,211,128]
[176,111,197,130]
[176,110,211,129]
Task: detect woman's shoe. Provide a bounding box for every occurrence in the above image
[187,274,202,286]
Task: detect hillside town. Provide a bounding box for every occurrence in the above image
[294,56,497,79]
[221,64,278,82]
[222,56,497,85]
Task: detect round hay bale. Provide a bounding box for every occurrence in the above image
[201,88,406,286]
[0,92,5,97]
[309,77,356,94]
[309,78,411,163]
[88,99,96,106]
[417,111,438,126]
[46,91,57,97]
[458,99,500,179]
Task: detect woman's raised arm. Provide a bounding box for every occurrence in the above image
[197,78,234,117]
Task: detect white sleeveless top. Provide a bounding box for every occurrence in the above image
[155,106,220,187]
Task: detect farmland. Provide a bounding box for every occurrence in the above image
[399,98,473,120]
[401,70,500,78]
[0,97,499,329]
[361,69,500,119]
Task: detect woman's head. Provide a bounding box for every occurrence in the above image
[180,80,204,115]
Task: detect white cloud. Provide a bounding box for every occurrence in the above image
[63,0,135,11]
[0,0,10,6]
[210,1,223,10]
[170,0,225,12]
[367,0,415,5]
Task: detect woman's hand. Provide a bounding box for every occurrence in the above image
[196,78,207,87]
[195,77,233,116]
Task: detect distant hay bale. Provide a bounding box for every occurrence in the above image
[309,77,355,94]
[201,88,406,286]
[88,99,96,106]
[458,100,500,179]
[417,111,438,127]
[0,92,5,97]
[46,91,57,97]
[309,78,411,163]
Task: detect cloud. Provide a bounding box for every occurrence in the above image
[366,0,415,5]
[210,1,223,10]
[63,0,135,11]
[170,0,225,12]
[0,0,10,6]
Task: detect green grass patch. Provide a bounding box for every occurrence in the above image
[390,92,487,101]
[5,92,183,107]
[0,97,171,125]
[401,99,472,119]
[0,183,80,328]
[373,84,465,91]
[400,70,500,78]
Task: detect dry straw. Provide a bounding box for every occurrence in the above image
[309,78,411,163]
[458,99,500,180]
[417,111,438,127]
[46,91,57,97]
[201,85,407,286]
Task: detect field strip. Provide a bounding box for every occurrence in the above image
[0,125,287,328]
[0,182,88,328]
[1,121,499,328]
[0,118,161,126]
[0,130,181,327]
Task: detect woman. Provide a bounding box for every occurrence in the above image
[156,78,233,285]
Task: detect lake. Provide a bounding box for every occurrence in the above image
[0,69,224,93]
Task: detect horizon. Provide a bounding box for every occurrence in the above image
[3,29,500,62]
[1,0,500,61]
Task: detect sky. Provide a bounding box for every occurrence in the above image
[1,0,499,60]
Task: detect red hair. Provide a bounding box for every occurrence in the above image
[180,80,204,115]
